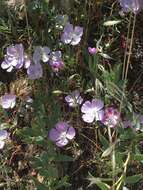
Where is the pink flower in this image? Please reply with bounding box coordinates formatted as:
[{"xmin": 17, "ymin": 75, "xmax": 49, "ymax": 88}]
[
  {"xmin": 102, "ymin": 107, "xmax": 120, "ymax": 128},
  {"xmin": 88, "ymin": 47, "xmax": 97, "ymax": 55}
]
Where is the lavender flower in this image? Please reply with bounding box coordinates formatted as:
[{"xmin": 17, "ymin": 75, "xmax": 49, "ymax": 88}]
[
  {"xmin": 65, "ymin": 90, "xmax": 83, "ymax": 107},
  {"xmin": 0, "ymin": 130, "xmax": 8, "ymax": 149},
  {"xmin": 27, "ymin": 63, "xmax": 43, "ymax": 80},
  {"xmin": 119, "ymin": 0, "xmax": 143, "ymax": 14},
  {"xmin": 49, "ymin": 121, "xmax": 75, "ymax": 147},
  {"xmin": 32, "ymin": 47, "xmax": 63, "ymax": 72},
  {"xmin": 0, "ymin": 94, "xmax": 16, "ymax": 109},
  {"xmin": 33, "ymin": 46, "xmax": 51, "ymax": 63},
  {"xmin": 49, "ymin": 51, "xmax": 64, "ymax": 72},
  {"xmin": 61, "ymin": 22, "xmax": 83, "ymax": 45},
  {"xmin": 88, "ymin": 47, "xmax": 97, "ymax": 55},
  {"xmin": 81, "ymin": 99, "xmax": 104, "ymax": 123},
  {"xmin": 1, "ymin": 44, "xmax": 25, "ymax": 72},
  {"xmin": 102, "ymin": 107, "xmax": 120, "ymax": 128}
]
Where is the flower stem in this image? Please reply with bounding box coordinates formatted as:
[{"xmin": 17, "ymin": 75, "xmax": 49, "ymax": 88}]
[{"xmin": 108, "ymin": 127, "xmax": 116, "ymax": 190}]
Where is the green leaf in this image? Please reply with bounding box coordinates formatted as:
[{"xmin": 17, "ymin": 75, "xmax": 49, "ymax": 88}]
[
  {"xmin": 120, "ymin": 129, "xmax": 136, "ymax": 140},
  {"xmin": 99, "ymin": 53, "xmax": 112, "ymax": 59},
  {"xmin": 103, "ymin": 20, "xmax": 121, "ymax": 26},
  {"xmin": 39, "ymin": 166, "xmax": 58, "ymax": 178},
  {"xmin": 101, "ymin": 144, "xmax": 114, "ymax": 158},
  {"xmin": 55, "ymin": 154, "xmax": 73, "ymax": 162},
  {"xmin": 54, "ymin": 176, "xmax": 70, "ymax": 190},
  {"xmin": 115, "ymin": 152, "xmax": 123, "ymax": 168},
  {"xmin": 31, "ymin": 177, "xmax": 48, "ymax": 190},
  {"xmin": 99, "ymin": 132, "xmax": 109, "ymax": 150},
  {"xmin": 134, "ymin": 154, "xmax": 143, "ymax": 162},
  {"xmin": 88, "ymin": 174, "xmax": 110, "ymax": 190},
  {"xmin": 125, "ymin": 174, "xmax": 143, "ymax": 184}
]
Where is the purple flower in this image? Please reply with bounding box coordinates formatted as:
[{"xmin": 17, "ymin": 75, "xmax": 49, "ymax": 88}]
[
  {"xmin": 49, "ymin": 121, "xmax": 76, "ymax": 147},
  {"xmin": 65, "ymin": 90, "xmax": 83, "ymax": 107},
  {"xmin": 119, "ymin": 0, "xmax": 143, "ymax": 14},
  {"xmin": 50, "ymin": 60, "xmax": 64, "ymax": 72},
  {"xmin": 81, "ymin": 99, "xmax": 104, "ymax": 123},
  {"xmin": 102, "ymin": 107, "xmax": 120, "ymax": 128},
  {"xmin": 1, "ymin": 44, "xmax": 25, "ymax": 72},
  {"xmin": 0, "ymin": 130, "xmax": 8, "ymax": 149},
  {"xmin": 49, "ymin": 51, "xmax": 64, "ymax": 72},
  {"xmin": 27, "ymin": 63, "xmax": 43, "ymax": 80},
  {"xmin": 33, "ymin": 46, "xmax": 51, "ymax": 63},
  {"xmin": 88, "ymin": 47, "xmax": 97, "ymax": 55},
  {"xmin": 0, "ymin": 94, "xmax": 16, "ymax": 109},
  {"xmin": 61, "ymin": 22, "xmax": 83, "ymax": 45}
]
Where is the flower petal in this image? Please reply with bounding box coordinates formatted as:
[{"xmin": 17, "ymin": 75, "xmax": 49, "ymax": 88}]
[
  {"xmin": 65, "ymin": 95, "xmax": 73, "ymax": 103},
  {"xmin": 1, "ymin": 61, "xmax": 11, "ymax": 69},
  {"xmin": 77, "ymin": 96, "xmax": 83, "ymax": 105},
  {"xmin": 81, "ymin": 101, "xmax": 92, "ymax": 113},
  {"xmin": 56, "ymin": 138, "xmax": 69, "ymax": 147},
  {"xmin": 82, "ymin": 113, "xmax": 95, "ymax": 123},
  {"xmin": 71, "ymin": 37, "xmax": 81, "ymax": 46},
  {"xmin": 96, "ymin": 110, "xmax": 104, "ymax": 121},
  {"xmin": 0, "ymin": 130, "xmax": 8, "ymax": 141},
  {"xmin": 63, "ymin": 23, "xmax": 73, "ymax": 33},
  {"xmin": 41, "ymin": 46, "xmax": 50, "ymax": 62},
  {"xmin": 49, "ymin": 128, "xmax": 60, "ymax": 142},
  {"xmin": 66, "ymin": 127, "xmax": 76, "ymax": 140},
  {"xmin": 55, "ymin": 121, "xmax": 69, "ymax": 132},
  {"xmin": 0, "ymin": 141, "xmax": 5, "ymax": 149},
  {"xmin": 6, "ymin": 66, "xmax": 13, "ymax": 72},
  {"xmin": 92, "ymin": 99, "xmax": 104, "ymax": 111},
  {"xmin": 74, "ymin": 26, "xmax": 83, "ymax": 37},
  {"xmin": 1, "ymin": 94, "xmax": 16, "ymax": 109},
  {"xmin": 33, "ymin": 46, "xmax": 42, "ymax": 63}
]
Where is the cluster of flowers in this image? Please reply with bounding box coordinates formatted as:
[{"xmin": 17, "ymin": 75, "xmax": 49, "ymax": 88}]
[
  {"xmin": 0, "ymin": 3, "xmax": 143, "ymax": 148},
  {"xmin": 1, "ymin": 22, "xmax": 83, "ymax": 79},
  {"xmin": 49, "ymin": 90, "xmax": 143, "ymax": 147},
  {"xmin": 64, "ymin": 90, "xmax": 120, "ymax": 126},
  {"xmin": 0, "ymin": 21, "xmax": 84, "ymax": 148}
]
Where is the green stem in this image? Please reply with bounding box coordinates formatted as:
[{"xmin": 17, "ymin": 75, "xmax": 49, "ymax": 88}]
[
  {"xmin": 120, "ymin": 14, "xmax": 136, "ymax": 112},
  {"xmin": 108, "ymin": 127, "xmax": 116, "ymax": 190}
]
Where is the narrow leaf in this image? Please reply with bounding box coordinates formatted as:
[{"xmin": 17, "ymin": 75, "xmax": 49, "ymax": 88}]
[{"xmin": 103, "ymin": 20, "xmax": 121, "ymax": 26}]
